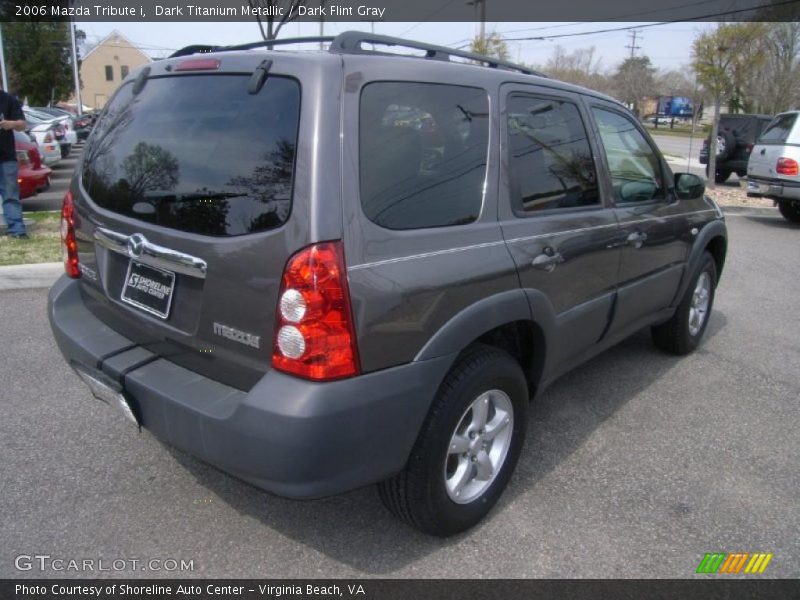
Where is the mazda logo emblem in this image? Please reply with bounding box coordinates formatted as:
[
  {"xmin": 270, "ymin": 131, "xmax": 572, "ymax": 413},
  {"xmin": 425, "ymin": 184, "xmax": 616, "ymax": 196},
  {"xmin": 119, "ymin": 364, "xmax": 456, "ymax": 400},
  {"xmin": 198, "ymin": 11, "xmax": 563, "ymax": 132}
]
[{"xmin": 127, "ymin": 233, "xmax": 146, "ymax": 258}]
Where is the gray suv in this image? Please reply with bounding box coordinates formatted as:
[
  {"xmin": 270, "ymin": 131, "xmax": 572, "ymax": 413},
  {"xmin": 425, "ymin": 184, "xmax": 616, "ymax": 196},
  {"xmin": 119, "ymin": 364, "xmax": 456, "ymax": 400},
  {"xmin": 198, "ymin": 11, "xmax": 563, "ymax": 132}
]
[{"xmin": 48, "ymin": 32, "xmax": 728, "ymax": 536}]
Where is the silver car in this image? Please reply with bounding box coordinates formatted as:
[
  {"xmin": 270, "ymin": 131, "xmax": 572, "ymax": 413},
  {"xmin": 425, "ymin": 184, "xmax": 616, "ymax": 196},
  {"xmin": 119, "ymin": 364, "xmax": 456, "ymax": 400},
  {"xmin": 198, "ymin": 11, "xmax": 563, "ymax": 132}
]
[{"xmin": 747, "ymin": 111, "xmax": 800, "ymax": 223}]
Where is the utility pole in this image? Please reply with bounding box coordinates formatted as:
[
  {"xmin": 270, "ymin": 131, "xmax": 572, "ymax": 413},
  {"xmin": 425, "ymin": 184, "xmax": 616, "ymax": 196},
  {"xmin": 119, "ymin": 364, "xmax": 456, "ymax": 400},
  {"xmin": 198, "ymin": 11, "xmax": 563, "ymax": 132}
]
[
  {"xmin": 0, "ymin": 24, "xmax": 8, "ymax": 92},
  {"xmin": 467, "ymin": 0, "xmax": 486, "ymax": 46},
  {"xmin": 319, "ymin": 0, "xmax": 325, "ymax": 50},
  {"xmin": 625, "ymin": 30, "xmax": 641, "ymax": 59},
  {"xmin": 70, "ymin": 23, "xmax": 83, "ymax": 115}
]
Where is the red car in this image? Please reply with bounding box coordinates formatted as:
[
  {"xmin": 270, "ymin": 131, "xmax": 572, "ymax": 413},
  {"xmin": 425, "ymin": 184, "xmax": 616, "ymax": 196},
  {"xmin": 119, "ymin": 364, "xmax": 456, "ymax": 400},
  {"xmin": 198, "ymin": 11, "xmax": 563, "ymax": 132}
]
[{"xmin": 16, "ymin": 132, "xmax": 52, "ymax": 199}]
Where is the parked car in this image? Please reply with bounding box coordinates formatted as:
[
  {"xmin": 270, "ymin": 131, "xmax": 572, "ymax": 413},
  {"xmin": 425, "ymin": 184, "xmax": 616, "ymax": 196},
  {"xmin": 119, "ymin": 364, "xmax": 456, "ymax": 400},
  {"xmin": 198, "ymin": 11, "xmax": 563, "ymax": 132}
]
[
  {"xmin": 700, "ymin": 113, "xmax": 773, "ymax": 183},
  {"xmin": 48, "ymin": 32, "xmax": 728, "ymax": 536},
  {"xmin": 23, "ymin": 109, "xmax": 73, "ymax": 157},
  {"xmin": 34, "ymin": 106, "xmax": 92, "ymax": 141},
  {"xmin": 15, "ymin": 131, "xmax": 51, "ymax": 198},
  {"xmin": 746, "ymin": 111, "xmax": 800, "ymax": 223},
  {"xmin": 25, "ymin": 123, "xmax": 61, "ymax": 166}
]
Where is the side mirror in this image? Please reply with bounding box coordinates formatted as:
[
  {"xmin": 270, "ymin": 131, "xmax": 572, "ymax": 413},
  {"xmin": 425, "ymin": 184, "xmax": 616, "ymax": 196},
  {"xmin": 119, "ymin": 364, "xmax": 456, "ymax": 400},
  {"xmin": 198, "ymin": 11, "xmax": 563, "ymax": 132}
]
[{"xmin": 674, "ymin": 172, "xmax": 705, "ymax": 200}]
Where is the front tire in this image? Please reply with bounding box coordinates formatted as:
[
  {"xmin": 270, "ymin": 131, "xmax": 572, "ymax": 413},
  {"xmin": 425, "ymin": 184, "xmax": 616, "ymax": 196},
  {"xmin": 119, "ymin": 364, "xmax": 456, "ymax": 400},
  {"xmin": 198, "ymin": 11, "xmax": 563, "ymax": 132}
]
[
  {"xmin": 778, "ymin": 200, "xmax": 800, "ymax": 223},
  {"xmin": 652, "ymin": 251, "xmax": 717, "ymax": 355},
  {"xmin": 378, "ymin": 345, "xmax": 528, "ymax": 536}
]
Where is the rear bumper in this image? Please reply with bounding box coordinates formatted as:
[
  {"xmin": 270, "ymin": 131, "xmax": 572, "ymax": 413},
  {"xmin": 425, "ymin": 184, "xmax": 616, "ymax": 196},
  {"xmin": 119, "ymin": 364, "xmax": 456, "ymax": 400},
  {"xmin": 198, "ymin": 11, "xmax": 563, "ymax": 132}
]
[
  {"xmin": 747, "ymin": 177, "xmax": 800, "ymax": 201},
  {"xmin": 48, "ymin": 276, "xmax": 453, "ymax": 498}
]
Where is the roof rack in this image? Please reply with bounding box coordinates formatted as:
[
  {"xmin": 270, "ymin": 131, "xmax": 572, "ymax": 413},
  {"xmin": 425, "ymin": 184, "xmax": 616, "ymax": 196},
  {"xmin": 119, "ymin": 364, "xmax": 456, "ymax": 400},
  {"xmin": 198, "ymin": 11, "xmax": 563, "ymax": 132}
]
[
  {"xmin": 329, "ymin": 31, "xmax": 545, "ymax": 77},
  {"xmin": 169, "ymin": 31, "xmax": 546, "ymax": 78}
]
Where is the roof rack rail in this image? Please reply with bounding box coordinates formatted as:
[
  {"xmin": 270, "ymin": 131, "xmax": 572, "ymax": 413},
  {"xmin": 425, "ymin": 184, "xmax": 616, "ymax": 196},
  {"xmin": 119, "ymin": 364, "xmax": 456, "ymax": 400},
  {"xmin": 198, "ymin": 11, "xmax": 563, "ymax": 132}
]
[
  {"xmin": 169, "ymin": 31, "xmax": 546, "ymax": 78},
  {"xmin": 329, "ymin": 31, "xmax": 546, "ymax": 77}
]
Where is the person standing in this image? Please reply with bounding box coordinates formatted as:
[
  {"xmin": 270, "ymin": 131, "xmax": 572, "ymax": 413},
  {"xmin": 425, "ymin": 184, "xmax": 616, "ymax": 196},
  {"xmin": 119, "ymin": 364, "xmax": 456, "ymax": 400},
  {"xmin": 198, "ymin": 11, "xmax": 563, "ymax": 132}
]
[{"xmin": 0, "ymin": 89, "xmax": 29, "ymax": 239}]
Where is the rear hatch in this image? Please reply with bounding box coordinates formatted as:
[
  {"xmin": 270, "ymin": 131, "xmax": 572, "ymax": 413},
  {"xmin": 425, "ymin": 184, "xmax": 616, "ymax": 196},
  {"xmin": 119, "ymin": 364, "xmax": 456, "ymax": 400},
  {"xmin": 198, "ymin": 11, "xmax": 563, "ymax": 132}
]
[
  {"xmin": 748, "ymin": 112, "xmax": 799, "ymax": 180},
  {"xmin": 72, "ymin": 55, "xmax": 309, "ymax": 390}
]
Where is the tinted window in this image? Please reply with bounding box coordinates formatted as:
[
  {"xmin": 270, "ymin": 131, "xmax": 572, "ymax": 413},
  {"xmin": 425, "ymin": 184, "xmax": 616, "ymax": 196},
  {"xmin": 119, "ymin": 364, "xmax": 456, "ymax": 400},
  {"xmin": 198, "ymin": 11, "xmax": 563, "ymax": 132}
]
[
  {"xmin": 359, "ymin": 82, "xmax": 489, "ymax": 230},
  {"xmin": 592, "ymin": 108, "xmax": 665, "ymax": 204},
  {"xmin": 759, "ymin": 113, "xmax": 797, "ymax": 143},
  {"xmin": 82, "ymin": 75, "xmax": 300, "ymax": 236},
  {"xmin": 507, "ymin": 95, "xmax": 599, "ymax": 213}
]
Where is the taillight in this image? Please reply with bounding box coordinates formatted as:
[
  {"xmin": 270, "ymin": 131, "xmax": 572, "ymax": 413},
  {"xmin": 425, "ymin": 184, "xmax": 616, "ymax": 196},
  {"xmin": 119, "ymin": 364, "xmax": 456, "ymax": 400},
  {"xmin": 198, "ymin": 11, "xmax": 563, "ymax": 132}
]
[
  {"xmin": 272, "ymin": 241, "xmax": 359, "ymax": 381},
  {"xmin": 28, "ymin": 148, "xmax": 41, "ymax": 169},
  {"xmin": 776, "ymin": 157, "xmax": 799, "ymax": 176},
  {"xmin": 61, "ymin": 190, "xmax": 80, "ymax": 278}
]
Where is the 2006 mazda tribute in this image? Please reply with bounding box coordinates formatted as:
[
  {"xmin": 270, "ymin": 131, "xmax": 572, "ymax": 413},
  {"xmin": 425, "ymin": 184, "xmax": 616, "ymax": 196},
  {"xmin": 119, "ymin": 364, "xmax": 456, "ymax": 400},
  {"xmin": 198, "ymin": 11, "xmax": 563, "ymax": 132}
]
[{"xmin": 49, "ymin": 32, "xmax": 727, "ymax": 536}]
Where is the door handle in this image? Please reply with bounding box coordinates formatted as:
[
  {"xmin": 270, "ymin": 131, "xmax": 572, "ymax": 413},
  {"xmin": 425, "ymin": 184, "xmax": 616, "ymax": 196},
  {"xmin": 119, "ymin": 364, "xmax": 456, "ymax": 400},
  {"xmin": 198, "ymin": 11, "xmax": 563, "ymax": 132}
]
[
  {"xmin": 626, "ymin": 231, "xmax": 648, "ymax": 249},
  {"xmin": 531, "ymin": 248, "xmax": 563, "ymax": 272}
]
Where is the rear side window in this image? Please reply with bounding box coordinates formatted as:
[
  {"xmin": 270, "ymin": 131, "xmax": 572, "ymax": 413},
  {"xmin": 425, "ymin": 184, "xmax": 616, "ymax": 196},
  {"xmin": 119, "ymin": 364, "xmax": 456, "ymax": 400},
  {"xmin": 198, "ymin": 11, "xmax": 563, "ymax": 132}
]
[
  {"xmin": 507, "ymin": 94, "xmax": 599, "ymax": 213},
  {"xmin": 82, "ymin": 74, "xmax": 300, "ymax": 236},
  {"xmin": 359, "ymin": 82, "xmax": 489, "ymax": 230},
  {"xmin": 759, "ymin": 113, "xmax": 797, "ymax": 144}
]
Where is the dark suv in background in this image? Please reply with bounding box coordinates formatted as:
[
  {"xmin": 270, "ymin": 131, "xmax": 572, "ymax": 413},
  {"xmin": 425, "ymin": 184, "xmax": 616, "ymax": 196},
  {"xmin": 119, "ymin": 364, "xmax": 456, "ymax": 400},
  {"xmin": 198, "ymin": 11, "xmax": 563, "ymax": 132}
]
[
  {"xmin": 700, "ymin": 113, "xmax": 773, "ymax": 183},
  {"xmin": 49, "ymin": 32, "xmax": 728, "ymax": 536}
]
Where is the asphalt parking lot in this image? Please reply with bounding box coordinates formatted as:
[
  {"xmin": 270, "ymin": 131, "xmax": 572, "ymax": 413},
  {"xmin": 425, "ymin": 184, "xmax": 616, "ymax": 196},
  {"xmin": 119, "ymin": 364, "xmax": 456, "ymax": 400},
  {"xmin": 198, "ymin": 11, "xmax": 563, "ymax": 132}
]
[{"xmin": 1, "ymin": 211, "xmax": 798, "ymax": 579}]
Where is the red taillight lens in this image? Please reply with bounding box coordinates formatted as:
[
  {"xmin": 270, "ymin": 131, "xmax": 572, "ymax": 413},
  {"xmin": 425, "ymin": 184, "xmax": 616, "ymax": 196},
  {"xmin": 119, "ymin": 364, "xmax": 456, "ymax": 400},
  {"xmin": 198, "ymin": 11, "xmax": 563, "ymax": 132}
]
[
  {"xmin": 28, "ymin": 148, "xmax": 41, "ymax": 169},
  {"xmin": 61, "ymin": 190, "xmax": 80, "ymax": 278},
  {"xmin": 776, "ymin": 157, "xmax": 799, "ymax": 176},
  {"xmin": 272, "ymin": 241, "xmax": 359, "ymax": 381}
]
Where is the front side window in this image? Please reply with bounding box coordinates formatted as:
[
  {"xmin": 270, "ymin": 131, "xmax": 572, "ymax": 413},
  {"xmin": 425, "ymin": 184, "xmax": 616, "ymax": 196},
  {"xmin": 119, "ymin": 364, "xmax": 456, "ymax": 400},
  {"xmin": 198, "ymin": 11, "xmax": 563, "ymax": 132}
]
[
  {"xmin": 759, "ymin": 113, "xmax": 797, "ymax": 144},
  {"xmin": 82, "ymin": 74, "xmax": 300, "ymax": 236},
  {"xmin": 507, "ymin": 94, "xmax": 599, "ymax": 213},
  {"xmin": 359, "ymin": 82, "xmax": 489, "ymax": 230},
  {"xmin": 592, "ymin": 108, "xmax": 665, "ymax": 204}
]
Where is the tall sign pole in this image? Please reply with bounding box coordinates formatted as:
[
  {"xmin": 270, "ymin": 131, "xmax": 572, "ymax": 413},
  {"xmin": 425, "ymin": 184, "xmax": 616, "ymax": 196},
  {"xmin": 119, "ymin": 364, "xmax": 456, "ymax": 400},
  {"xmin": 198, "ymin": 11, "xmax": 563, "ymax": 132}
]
[
  {"xmin": 0, "ymin": 24, "xmax": 9, "ymax": 91},
  {"xmin": 70, "ymin": 23, "xmax": 83, "ymax": 114}
]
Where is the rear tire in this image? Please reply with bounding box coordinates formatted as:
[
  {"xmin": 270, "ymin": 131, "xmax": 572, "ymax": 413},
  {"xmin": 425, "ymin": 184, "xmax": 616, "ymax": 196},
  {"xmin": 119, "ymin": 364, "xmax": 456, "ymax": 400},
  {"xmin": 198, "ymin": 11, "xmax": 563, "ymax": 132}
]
[
  {"xmin": 378, "ymin": 345, "xmax": 528, "ymax": 536},
  {"xmin": 652, "ymin": 251, "xmax": 717, "ymax": 355},
  {"xmin": 778, "ymin": 200, "xmax": 800, "ymax": 223},
  {"xmin": 714, "ymin": 170, "xmax": 731, "ymax": 184}
]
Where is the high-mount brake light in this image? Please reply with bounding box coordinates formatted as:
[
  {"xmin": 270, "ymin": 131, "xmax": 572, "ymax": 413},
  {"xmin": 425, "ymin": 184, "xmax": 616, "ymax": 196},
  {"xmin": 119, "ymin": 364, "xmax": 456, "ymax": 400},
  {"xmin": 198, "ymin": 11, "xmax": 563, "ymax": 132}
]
[
  {"xmin": 175, "ymin": 58, "xmax": 221, "ymax": 72},
  {"xmin": 272, "ymin": 241, "xmax": 360, "ymax": 381}
]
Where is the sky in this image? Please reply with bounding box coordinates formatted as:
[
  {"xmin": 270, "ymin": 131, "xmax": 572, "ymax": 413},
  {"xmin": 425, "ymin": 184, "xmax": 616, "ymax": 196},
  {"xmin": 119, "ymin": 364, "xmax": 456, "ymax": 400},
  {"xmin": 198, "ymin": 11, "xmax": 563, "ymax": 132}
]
[{"xmin": 78, "ymin": 21, "xmax": 718, "ymax": 73}]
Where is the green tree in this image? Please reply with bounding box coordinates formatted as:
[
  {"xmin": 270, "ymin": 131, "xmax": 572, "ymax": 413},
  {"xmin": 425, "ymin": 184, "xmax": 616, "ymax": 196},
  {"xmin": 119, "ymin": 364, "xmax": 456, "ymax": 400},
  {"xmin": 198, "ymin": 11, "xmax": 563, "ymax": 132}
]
[
  {"xmin": 613, "ymin": 56, "xmax": 657, "ymax": 117},
  {"xmin": 470, "ymin": 31, "xmax": 510, "ymax": 61},
  {"xmin": 3, "ymin": 22, "xmax": 81, "ymax": 105},
  {"xmin": 692, "ymin": 23, "xmax": 766, "ymax": 187}
]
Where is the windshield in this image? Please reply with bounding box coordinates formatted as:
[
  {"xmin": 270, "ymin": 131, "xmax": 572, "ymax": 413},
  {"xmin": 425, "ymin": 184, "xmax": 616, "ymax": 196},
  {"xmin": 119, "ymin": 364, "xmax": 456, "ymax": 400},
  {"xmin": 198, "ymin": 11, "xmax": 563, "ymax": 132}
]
[{"xmin": 82, "ymin": 74, "xmax": 301, "ymax": 236}]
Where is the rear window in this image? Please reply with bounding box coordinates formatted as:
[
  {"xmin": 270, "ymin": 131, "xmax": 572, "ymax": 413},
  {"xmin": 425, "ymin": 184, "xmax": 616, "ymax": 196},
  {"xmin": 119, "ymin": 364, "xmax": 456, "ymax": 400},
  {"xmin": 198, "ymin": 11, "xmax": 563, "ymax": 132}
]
[
  {"xmin": 359, "ymin": 82, "xmax": 489, "ymax": 230},
  {"xmin": 758, "ymin": 113, "xmax": 797, "ymax": 144},
  {"xmin": 82, "ymin": 74, "xmax": 300, "ymax": 236}
]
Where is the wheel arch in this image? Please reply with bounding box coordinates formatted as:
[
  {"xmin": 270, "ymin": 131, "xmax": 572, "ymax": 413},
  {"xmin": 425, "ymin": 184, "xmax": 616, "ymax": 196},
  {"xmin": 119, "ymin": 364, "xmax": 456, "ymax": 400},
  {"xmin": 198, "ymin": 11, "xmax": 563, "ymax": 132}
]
[
  {"xmin": 674, "ymin": 219, "xmax": 728, "ymax": 304},
  {"xmin": 415, "ymin": 288, "xmax": 555, "ymax": 396}
]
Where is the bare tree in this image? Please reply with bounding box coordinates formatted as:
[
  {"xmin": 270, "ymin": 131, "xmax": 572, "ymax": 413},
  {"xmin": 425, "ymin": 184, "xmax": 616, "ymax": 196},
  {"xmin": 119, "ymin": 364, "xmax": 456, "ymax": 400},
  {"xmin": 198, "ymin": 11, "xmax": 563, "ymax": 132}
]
[
  {"xmin": 537, "ymin": 45, "xmax": 612, "ymax": 94},
  {"xmin": 613, "ymin": 56, "xmax": 657, "ymax": 116},
  {"xmin": 745, "ymin": 23, "xmax": 800, "ymax": 114}
]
